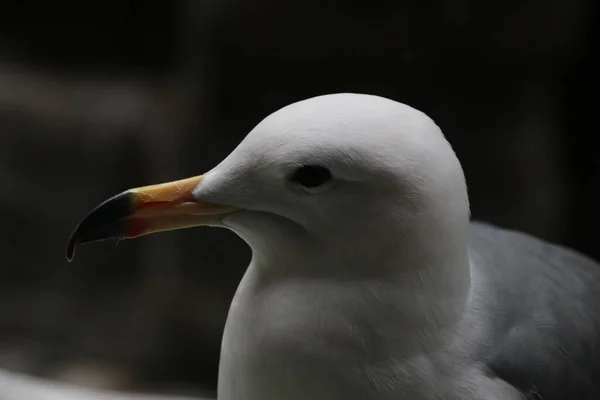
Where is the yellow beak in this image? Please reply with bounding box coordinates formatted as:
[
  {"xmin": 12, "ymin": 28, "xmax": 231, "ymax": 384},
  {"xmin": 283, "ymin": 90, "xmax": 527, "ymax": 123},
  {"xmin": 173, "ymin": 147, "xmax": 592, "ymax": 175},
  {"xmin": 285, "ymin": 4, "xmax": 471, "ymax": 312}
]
[{"xmin": 66, "ymin": 175, "xmax": 237, "ymax": 262}]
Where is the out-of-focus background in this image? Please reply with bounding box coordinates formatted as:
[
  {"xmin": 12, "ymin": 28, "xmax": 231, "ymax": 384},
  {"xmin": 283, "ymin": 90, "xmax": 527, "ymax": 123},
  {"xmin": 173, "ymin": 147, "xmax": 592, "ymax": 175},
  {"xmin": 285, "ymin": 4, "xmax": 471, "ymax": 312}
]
[{"xmin": 0, "ymin": 0, "xmax": 598, "ymax": 397}]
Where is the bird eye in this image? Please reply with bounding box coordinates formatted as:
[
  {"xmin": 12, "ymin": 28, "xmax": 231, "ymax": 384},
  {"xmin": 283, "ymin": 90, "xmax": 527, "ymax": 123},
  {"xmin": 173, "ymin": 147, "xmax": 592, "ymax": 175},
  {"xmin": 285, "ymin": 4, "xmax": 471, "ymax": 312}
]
[{"xmin": 288, "ymin": 165, "xmax": 332, "ymax": 188}]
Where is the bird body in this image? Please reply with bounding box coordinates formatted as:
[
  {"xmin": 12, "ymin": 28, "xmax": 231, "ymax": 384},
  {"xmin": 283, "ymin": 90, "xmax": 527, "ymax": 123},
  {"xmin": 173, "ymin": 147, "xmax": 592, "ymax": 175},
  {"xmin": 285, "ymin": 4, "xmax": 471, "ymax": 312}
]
[
  {"xmin": 466, "ymin": 223, "xmax": 600, "ymax": 399},
  {"xmin": 218, "ymin": 221, "xmax": 600, "ymax": 400}
]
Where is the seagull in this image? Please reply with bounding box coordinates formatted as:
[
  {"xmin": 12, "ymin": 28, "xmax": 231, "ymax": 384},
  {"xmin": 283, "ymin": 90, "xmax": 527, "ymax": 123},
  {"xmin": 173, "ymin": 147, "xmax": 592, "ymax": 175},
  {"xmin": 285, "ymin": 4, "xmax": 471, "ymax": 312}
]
[{"xmin": 67, "ymin": 93, "xmax": 600, "ymax": 400}]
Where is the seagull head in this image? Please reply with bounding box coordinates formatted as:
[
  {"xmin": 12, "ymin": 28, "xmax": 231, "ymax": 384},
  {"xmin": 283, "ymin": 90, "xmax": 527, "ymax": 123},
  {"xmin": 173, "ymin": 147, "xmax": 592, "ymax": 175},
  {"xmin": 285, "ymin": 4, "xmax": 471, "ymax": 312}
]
[{"xmin": 68, "ymin": 93, "xmax": 470, "ymax": 279}]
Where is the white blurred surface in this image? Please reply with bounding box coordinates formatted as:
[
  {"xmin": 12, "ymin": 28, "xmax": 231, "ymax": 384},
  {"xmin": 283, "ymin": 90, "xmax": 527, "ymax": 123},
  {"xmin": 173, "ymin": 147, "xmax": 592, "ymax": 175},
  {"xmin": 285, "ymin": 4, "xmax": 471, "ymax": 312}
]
[{"xmin": 0, "ymin": 369, "xmax": 210, "ymax": 400}]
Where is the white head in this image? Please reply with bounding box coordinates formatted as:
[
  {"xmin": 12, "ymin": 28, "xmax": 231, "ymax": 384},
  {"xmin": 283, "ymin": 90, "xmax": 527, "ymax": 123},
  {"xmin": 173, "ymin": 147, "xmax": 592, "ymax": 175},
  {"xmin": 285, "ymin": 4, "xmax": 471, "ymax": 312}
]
[{"xmin": 195, "ymin": 93, "xmax": 470, "ymax": 279}]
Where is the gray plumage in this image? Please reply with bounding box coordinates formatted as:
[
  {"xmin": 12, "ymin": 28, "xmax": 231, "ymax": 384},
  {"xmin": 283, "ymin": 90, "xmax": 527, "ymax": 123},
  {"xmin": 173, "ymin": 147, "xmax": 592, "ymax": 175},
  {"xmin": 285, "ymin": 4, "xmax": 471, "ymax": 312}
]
[{"xmin": 468, "ymin": 222, "xmax": 600, "ymax": 399}]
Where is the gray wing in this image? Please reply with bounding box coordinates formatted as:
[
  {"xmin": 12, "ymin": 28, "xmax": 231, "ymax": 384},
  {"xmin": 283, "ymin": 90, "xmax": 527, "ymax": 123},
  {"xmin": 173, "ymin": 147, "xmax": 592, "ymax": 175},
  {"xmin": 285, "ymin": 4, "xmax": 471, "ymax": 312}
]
[
  {"xmin": 468, "ymin": 222, "xmax": 600, "ymax": 399},
  {"xmin": 0, "ymin": 369, "xmax": 213, "ymax": 400}
]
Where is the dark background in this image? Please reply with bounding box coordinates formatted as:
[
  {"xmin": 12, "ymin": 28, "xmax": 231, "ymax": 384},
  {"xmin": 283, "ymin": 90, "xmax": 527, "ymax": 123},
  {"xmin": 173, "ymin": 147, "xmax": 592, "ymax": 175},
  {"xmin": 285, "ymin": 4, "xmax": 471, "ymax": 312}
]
[{"xmin": 0, "ymin": 0, "xmax": 598, "ymax": 397}]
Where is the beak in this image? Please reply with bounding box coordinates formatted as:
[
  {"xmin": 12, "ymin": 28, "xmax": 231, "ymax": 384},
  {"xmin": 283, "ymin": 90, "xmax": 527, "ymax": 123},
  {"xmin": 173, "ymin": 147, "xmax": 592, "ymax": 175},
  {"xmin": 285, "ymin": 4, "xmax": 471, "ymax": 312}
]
[{"xmin": 66, "ymin": 175, "xmax": 237, "ymax": 262}]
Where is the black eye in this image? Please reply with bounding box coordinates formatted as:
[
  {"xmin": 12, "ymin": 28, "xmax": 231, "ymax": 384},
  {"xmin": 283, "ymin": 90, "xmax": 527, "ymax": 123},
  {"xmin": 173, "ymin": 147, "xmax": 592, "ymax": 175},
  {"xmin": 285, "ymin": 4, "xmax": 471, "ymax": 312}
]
[{"xmin": 288, "ymin": 165, "xmax": 332, "ymax": 188}]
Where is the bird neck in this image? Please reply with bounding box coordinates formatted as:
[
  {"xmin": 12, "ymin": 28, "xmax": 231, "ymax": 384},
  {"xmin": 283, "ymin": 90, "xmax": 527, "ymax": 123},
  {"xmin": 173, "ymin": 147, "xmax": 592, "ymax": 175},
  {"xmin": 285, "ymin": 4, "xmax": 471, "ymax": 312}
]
[{"xmin": 246, "ymin": 242, "xmax": 472, "ymax": 359}]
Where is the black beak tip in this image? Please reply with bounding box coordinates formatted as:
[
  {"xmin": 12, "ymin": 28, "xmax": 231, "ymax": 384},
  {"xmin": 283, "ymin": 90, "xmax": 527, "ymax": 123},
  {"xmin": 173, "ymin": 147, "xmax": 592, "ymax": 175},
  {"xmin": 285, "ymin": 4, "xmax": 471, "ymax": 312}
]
[
  {"xmin": 65, "ymin": 191, "xmax": 134, "ymax": 262},
  {"xmin": 66, "ymin": 227, "xmax": 81, "ymax": 262}
]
